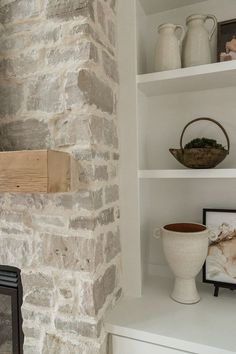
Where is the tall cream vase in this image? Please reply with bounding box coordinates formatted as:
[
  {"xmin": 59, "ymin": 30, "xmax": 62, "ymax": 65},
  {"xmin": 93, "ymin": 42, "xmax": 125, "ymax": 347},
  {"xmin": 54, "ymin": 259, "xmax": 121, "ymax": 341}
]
[
  {"xmin": 183, "ymin": 14, "xmax": 217, "ymax": 67},
  {"xmin": 155, "ymin": 23, "xmax": 185, "ymax": 72},
  {"xmin": 154, "ymin": 223, "xmax": 217, "ymax": 304}
]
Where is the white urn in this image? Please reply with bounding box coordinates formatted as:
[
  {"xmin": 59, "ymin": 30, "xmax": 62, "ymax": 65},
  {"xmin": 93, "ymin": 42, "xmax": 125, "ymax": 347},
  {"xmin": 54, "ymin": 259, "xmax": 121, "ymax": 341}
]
[{"xmin": 154, "ymin": 223, "xmax": 216, "ymax": 304}]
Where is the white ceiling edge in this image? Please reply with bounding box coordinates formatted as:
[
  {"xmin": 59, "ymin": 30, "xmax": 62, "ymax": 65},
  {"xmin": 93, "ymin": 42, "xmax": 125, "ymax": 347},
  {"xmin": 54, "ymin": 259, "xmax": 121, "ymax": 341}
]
[{"xmin": 138, "ymin": 0, "xmax": 208, "ymax": 16}]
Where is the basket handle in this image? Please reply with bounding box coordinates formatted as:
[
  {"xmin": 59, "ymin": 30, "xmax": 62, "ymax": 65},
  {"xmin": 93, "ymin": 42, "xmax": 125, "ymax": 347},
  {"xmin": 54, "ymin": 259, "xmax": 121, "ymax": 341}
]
[{"xmin": 180, "ymin": 117, "xmax": 230, "ymax": 152}]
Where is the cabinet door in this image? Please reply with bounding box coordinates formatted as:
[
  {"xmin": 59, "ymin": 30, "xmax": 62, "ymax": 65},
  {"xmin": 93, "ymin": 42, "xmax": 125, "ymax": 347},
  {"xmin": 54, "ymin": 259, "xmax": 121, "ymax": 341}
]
[{"xmin": 110, "ymin": 335, "xmax": 190, "ymax": 354}]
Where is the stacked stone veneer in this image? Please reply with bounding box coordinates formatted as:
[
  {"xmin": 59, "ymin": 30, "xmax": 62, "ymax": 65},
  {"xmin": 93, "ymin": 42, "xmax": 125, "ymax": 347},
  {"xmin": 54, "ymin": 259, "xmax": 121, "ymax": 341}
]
[{"xmin": 0, "ymin": 0, "xmax": 121, "ymax": 353}]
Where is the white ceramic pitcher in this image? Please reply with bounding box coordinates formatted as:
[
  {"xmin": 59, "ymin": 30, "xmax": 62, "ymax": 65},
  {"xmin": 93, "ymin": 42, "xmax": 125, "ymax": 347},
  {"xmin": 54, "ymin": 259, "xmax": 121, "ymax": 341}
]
[
  {"xmin": 155, "ymin": 23, "xmax": 185, "ymax": 72},
  {"xmin": 183, "ymin": 14, "xmax": 217, "ymax": 67}
]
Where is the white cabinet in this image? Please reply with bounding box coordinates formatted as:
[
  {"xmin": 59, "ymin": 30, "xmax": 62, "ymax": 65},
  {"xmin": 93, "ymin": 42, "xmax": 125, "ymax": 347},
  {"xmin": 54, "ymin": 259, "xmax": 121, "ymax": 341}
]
[{"xmin": 110, "ymin": 336, "xmax": 189, "ymax": 354}]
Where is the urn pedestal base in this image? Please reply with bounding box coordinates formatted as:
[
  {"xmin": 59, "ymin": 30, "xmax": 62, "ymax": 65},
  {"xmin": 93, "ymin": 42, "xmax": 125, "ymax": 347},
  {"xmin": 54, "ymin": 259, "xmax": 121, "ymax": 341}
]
[{"xmin": 171, "ymin": 277, "xmax": 200, "ymax": 304}]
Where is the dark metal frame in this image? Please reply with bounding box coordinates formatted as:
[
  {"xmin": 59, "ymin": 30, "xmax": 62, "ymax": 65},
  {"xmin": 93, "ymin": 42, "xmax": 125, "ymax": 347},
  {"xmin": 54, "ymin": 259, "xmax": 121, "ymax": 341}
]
[
  {"xmin": 217, "ymin": 18, "xmax": 236, "ymax": 62},
  {"xmin": 202, "ymin": 209, "xmax": 236, "ymax": 297},
  {"xmin": 0, "ymin": 265, "xmax": 23, "ymax": 354}
]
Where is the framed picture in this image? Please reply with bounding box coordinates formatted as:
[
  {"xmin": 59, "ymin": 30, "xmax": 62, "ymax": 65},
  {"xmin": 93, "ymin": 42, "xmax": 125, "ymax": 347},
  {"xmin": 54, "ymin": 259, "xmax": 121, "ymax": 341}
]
[
  {"xmin": 217, "ymin": 19, "xmax": 236, "ymax": 62},
  {"xmin": 203, "ymin": 209, "xmax": 236, "ymax": 295}
]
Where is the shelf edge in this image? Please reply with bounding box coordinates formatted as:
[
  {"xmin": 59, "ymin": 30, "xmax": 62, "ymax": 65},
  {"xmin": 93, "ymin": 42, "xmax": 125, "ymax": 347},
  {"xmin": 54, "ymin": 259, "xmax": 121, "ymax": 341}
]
[{"xmin": 138, "ymin": 169, "xmax": 236, "ymax": 179}]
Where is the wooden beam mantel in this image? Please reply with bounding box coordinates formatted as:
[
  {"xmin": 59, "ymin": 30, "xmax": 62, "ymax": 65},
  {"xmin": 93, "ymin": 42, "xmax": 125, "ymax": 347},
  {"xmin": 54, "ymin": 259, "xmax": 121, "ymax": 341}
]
[{"xmin": 0, "ymin": 150, "xmax": 71, "ymax": 193}]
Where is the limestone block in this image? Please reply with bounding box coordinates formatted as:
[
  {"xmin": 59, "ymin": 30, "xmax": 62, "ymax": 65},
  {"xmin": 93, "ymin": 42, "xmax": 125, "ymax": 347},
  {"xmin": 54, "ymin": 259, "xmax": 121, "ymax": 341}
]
[
  {"xmin": 55, "ymin": 316, "xmax": 101, "ymax": 338},
  {"xmin": 79, "ymin": 281, "xmax": 95, "ymax": 316},
  {"xmin": 27, "ymin": 74, "xmax": 62, "ymax": 113},
  {"xmin": 95, "ymin": 233, "xmax": 104, "ymax": 268},
  {"xmin": 65, "ymin": 69, "xmax": 114, "ymax": 113},
  {"xmin": 110, "ymin": 0, "xmax": 116, "ymax": 13},
  {"xmin": 0, "ymin": 119, "xmax": 50, "ymax": 150},
  {"xmin": 54, "ymin": 194, "xmax": 74, "ymax": 209},
  {"xmin": 105, "ymin": 184, "xmax": 119, "ymax": 204},
  {"xmin": 97, "ymin": 1, "xmax": 106, "ymax": 33},
  {"xmin": 105, "ymin": 228, "xmax": 121, "ymax": 262},
  {"xmin": 108, "ymin": 161, "xmax": 118, "ymax": 179},
  {"xmin": 95, "ymin": 166, "xmax": 109, "ymax": 181},
  {"xmin": 69, "ymin": 216, "xmax": 97, "ymax": 231},
  {"xmin": 46, "ymin": 0, "xmax": 94, "ymax": 21},
  {"xmin": 55, "ymin": 190, "xmax": 103, "ymax": 211},
  {"xmin": 32, "ymin": 214, "xmax": 66, "ymax": 229},
  {"xmin": 0, "ymin": 82, "xmax": 23, "ymax": 116},
  {"xmin": 88, "ymin": 116, "xmax": 118, "ymax": 149},
  {"xmin": 9, "ymin": 193, "xmax": 50, "ymax": 211},
  {"xmin": 42, "ymin": 334, "xmax": 83, "ymax": 354},
  {"xmin": 78, "ymin": 164, "xmax": 108, "ymax": 183},
  {"xmin": 1, "ymin": 49, "xmax": 45, "ymax": 78},
  {"xmin": 22, "ymin": 271, "xmax": 55, "ymax": 306},
  {"xmin": 89, "ymin": 116, "xmax": 104, "ymax": 144},
  {"xmin": 112, "ymin": 152, "xmax": 119, "ymax": 160},
  {"xmin": 103, "ymin": 264, "xmax": 116, "ymax": 297},
  {"xmin": 98, "ymin": 207, "xmax": 114, "ymax": 226},
  {"xmin": 71, "ymin": 22, "xmax": 93, "ymax": 37},
  {"xmin": 0, "ymin": 0, "xmax": 41, "ymax": 24},
  {"xmin": 0, "ymin": 33, "xmax": 29, "ymax": 51},
  {"xmin": 93, "ymin": 264, "xmax": 116, "ymax": 314},
  {"xmin": 0, "ymin": 238, "xmax": 32, "ymax": 268},
  {"xmin": 47, "ymin": 42, "xmax": 98, "ymax": 66},
  {"xmin": 31, "ymin": 26, "xmax": 62, "ymax": 45},
  {"xmin": 54, "ymin": 114, "xmax": 91, "ymax": 147},
  {"xmin": 54, "ymin": 273, "xmax": 77, "ymax": 315},
  {"xmin": 22, "ymin": 326, "xmax": 41, "ymax": 340},
  {"xmin": 25, "ymin": 288, "xmax": 54, "ymax": 307},
  {"xmin": 73, "ymin": 148, "xmax": 110, "ymax": 162},
  {"xmin": 22, "ymin": 271, "xmax": 54, "ymax": 290},
  {"xmin": 103, "ymin": 118, "xmax": 118, "ymax": 148},
  {"xmin": 93, "ymin": 278, "xmax": 105, "ymax": 315},
  {"xmin": 42, "ymin": 235, "xmax": 96, "ymax": 271},
  {"xmin": 22, "ymin": 307, "xmax": 53, "ymax": 327},
  {"xmin": 108, "ymin": 20, "xmax": 116, "ymax": 47},
  {"xmin": 102, "ymin": 50, "xmax": 118, "ymax": 82},
  {"xmin": 24, "ymin": 342, "xmax": 41, "ymax": 354}
]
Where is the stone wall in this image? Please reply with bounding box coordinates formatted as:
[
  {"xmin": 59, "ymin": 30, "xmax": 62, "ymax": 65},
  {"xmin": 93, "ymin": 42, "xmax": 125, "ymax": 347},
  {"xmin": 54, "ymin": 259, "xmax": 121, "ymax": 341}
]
[{"xmin": 0, "ymin": 0, "xmax": 121, "ymax": 353}]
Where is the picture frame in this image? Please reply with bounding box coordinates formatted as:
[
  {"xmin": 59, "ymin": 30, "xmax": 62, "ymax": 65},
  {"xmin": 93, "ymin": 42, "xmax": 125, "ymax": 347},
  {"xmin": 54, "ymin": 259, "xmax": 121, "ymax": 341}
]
[
  {"xmin": 203, "ymin": 209, "xmax": 236, "ymax": 297},
  {"xmin": 217, "ymin": 18, "xmax": 236, "ymax": 62}
]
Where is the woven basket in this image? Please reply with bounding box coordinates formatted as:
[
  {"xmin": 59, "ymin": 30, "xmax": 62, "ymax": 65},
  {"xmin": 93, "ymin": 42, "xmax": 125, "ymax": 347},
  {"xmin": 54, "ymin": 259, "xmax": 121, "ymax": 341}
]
[{"xmin": 169, "ymin": 118, "xmax": 230, "ymax": 169}]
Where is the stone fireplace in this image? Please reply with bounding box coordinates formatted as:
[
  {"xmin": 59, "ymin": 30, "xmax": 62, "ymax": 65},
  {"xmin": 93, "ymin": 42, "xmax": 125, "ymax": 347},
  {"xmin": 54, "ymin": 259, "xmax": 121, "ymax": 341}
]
[{"xmin": 0, "ymin": 0, "xmax": 121, "ymax": 353}]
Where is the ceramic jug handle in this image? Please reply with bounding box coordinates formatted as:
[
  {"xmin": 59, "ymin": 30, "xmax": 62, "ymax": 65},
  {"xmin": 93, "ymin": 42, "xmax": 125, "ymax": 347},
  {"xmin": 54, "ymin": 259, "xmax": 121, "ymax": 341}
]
[
  {"xmin": 208, "ymin": 230, "xmax": 218, "ymax": 242},
  {"xmin": 153, "ymin": 228, "xmax": 161, "ymax": 239},
  {"xmin": 175, "ymin": 25, "xmax": 185, "ymax": 45},
  {"xmin": 206, "ymin": 15, "xmax": 217, "ymax": 40}
]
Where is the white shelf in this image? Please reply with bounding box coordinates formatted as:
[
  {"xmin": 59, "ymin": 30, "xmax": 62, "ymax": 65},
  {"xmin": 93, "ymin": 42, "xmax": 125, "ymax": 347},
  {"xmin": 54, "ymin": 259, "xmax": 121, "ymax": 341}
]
[
  {"xmin": 137, "ymin": 61, "xmax": 236, "ymax": 96},
  {"xmin": 139, "ymin": 0, "xmax": 207, "ymax": 15},
  {"xmin": 139, "ymin": 169, "xmax": 236, "ymax": 179},
  {"xmin": 105, "ymin": 276, "xmax": 236, "ymax": 354}
]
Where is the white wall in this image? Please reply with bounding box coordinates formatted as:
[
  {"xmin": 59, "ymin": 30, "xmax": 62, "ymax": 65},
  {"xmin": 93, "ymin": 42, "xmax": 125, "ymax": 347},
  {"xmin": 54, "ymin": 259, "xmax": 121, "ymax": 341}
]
[{"xmin": 139, "ymin": 87, "xmax": 236, "ymax": 170}]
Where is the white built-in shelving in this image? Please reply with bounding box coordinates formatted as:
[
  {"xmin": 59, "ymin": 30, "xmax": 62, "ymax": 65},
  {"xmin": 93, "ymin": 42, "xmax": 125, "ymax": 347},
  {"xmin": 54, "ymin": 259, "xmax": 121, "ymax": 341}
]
[
  {"xmin": 111, "ymin": 0, "xmax": 236, "ymax": 352},
  {"xmin": 118, "ymin": 0, "xmax": 236, "ymax": 297},
  {"xmin": 137, "ymin": 61, "xmax": 236, "ymax": 96}
]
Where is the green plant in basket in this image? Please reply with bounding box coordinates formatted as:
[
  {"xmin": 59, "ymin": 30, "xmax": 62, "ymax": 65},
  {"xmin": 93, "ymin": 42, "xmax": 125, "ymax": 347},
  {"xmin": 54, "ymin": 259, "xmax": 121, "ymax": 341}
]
[
  {"xmin": 169, "ymin": 118, "xmax": 230, "ymax": 169},
  {"xmin": 184, "ymin": 137, "xmax": 225, "ymax": 150}
]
